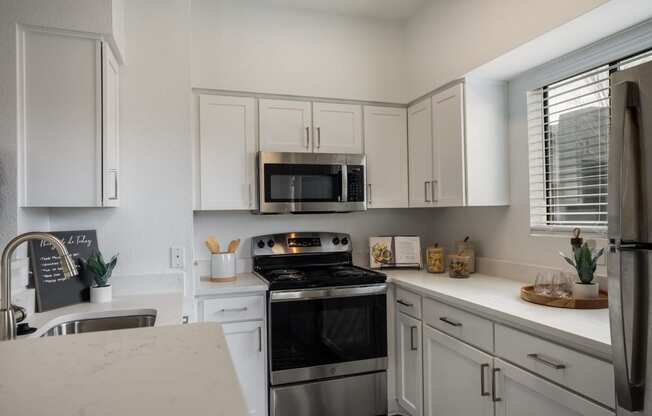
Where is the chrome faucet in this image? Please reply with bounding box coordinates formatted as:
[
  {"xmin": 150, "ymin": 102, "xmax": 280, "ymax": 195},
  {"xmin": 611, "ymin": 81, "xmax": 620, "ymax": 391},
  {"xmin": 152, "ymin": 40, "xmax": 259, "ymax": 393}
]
[{"xmin": 0, "ymin": 232, "xmax": 78, "ymax": 340}]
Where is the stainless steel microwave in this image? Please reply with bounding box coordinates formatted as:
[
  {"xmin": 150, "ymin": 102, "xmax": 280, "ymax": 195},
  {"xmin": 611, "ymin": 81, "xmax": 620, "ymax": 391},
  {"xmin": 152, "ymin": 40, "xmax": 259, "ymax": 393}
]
[{"xmin": 257, "ymin": 152, "xmax": 366, "ymax": 214}]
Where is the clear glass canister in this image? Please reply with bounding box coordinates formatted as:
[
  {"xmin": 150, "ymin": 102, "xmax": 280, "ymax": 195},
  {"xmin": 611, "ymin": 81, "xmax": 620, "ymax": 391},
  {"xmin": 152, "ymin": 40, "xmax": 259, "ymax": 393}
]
[
  {"xmin": 448, "ymin": 254, "xmax": 471, "ymax": 278},
  {"xmin": 426, "ymin": 245, "xmax": 445, "ymax": 273},
  {"xmin": 455, "ymin": 241, "xmax": 475, "ymax": 273}
]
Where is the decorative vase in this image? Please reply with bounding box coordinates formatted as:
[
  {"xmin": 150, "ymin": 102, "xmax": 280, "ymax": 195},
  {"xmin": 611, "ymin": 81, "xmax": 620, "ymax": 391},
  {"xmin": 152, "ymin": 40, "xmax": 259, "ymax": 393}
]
[
  {"xmin": 572, "ymin": 281, "xmax": 599, "ymax": 299},
  {"xmin": 90, "ymin": 284, "xmax": 112, "ymax": 303}
]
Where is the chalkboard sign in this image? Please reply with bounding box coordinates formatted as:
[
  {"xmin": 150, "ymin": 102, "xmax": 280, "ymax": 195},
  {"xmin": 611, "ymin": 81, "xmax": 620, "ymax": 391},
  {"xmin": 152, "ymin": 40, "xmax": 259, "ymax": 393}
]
[{"xmin": 29, "ymin": 230, "xmax": 98, "ymax": 312}]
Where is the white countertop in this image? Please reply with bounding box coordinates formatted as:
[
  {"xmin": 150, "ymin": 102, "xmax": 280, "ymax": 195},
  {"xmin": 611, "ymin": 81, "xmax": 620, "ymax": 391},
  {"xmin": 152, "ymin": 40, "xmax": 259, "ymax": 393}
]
[
  {"xmin": 386, "ymin": 269, "xmax": 611, "ymax": 360},
  {"xmin": 0, "ymin": 322, "xmax": 248, "ymax": 416},
  {"xmin": 195, "ymin": 272, "xmax": 268, "ymax": 297}
]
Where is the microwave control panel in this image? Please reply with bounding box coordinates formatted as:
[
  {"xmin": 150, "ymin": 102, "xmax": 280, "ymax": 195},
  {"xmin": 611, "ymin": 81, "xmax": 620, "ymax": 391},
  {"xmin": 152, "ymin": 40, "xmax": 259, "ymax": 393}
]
[{"xmin": 347, "ymin": 165, "xmax": 365, "ymax": 202}]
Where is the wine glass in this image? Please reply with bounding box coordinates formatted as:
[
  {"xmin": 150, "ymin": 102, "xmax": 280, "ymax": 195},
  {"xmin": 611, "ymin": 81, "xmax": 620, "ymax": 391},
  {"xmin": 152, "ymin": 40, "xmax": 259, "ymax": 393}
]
[{"xmin": 534, "ymin": 272, "xmax": 551, "ymax": 295}]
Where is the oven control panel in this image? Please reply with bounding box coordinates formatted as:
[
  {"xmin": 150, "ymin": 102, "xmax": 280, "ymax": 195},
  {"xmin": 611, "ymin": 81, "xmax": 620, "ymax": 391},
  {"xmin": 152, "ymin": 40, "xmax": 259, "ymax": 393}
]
[{"xmin": 252, "ymin": 232, "xmax": 352, "ymax": 256}]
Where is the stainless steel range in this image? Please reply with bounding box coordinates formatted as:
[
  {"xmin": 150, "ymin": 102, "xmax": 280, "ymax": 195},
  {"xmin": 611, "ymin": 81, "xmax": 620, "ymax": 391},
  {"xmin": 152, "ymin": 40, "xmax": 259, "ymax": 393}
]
[{"xmin": 252, "ymin": 232, "xmax": 388, "ymax": 416}]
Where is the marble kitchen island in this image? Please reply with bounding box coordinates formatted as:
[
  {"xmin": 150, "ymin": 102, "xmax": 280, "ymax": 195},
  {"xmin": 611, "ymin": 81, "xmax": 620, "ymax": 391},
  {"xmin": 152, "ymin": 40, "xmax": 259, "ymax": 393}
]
[{"xmin": 0, "ymin": 323, "xmax": 248, "ymax": 416}]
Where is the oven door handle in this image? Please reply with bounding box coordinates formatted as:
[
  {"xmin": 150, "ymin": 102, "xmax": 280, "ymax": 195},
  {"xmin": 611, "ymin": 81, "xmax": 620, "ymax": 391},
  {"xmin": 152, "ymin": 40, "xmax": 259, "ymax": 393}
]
[{"xmin": 270, "ymin": 284, "xmax": 387, "ymax": 302}]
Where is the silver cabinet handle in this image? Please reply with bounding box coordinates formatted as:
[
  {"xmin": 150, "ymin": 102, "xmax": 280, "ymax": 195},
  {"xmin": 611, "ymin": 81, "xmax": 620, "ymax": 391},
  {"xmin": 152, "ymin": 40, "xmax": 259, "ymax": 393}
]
[
  {"xmin": 367, "ymin": 184, "xmax": 372, "ymax": 205},
  {"xmin": 258, "ymin": 326, "xmax": 262, "ymax": 352},
  {"xmin": 108, "ymin": 170, "xmax": 119, "ymax": 200},
  {"xmin": 480, "ymin": 363, "xmax": 490, "ymax": 397},
  {"xmin": 317, "ymin": 126, "xmax": 321, "ymax": 149},
  {"xmin": 527, "ymin": 353, "xmax": 566, "ymax": 370},
  {"xmin": 248, "ymin": 183, "xmax": 253, "ymax": 208},
  {"xmin": 217, "ymin": 307, "xmax": 248, "ymax": 313},
  {"xmin": 424, "ymin": 181, "xmax": 431, "ymax": 202},
  {"xmin": 432, "ymin": 180, "xmax": 438, "ymax": 202},
  {"xmin": 439, "ymin": 316, "xmax": 462, "ymax": 327},
  {"xmin": 410, "ymin": 325, "xmax": 418, "ymax": 351},
  {"xmin": 397, "ymin": 299, "xmax": 413, "ymax": 307},
  {"xmin": 305, "ymin": 126, "xmax": 310, "ymax": 148},
  {"xmin": 492, "ymin": 368, "xmax": 502, "ymax": 402}
]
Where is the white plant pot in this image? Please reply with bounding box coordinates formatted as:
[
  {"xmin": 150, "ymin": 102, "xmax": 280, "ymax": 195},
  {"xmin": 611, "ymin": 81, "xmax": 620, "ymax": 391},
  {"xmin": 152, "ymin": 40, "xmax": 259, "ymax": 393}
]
[
  {"xmin": 90, "ymin": 284, "xmax": 112, "ymax": 303},
  {"xmin": 572, "ymin": 281, "xmax": 599, "ymax": 299}
]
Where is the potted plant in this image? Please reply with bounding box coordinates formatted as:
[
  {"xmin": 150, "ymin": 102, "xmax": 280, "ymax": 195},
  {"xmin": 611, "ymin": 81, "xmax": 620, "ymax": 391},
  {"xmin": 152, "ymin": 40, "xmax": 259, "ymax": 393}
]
[
  {"xmin": 86, "ymin": 251, "xmax": 118, "ymax": 303},
  {"xmin": 560, "ymin": 243, "xmax": 604, "ymax": 298}
]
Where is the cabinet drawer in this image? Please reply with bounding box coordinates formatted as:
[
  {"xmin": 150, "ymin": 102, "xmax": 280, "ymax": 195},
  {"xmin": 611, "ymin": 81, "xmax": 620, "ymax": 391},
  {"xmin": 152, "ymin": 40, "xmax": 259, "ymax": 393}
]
[
  {"xmin": 202, "ymin": 295, "xmax": 265, "ymax": 323},
  {"xmin": 422, "ymin": 297, "xmax": 493, "ymax": 352},
  {"xmin": 495, "ymin": 324, "xmax": 615, "ymax": 408},
  {"xmin": 396, "ymin": 288, "xmax": 422, "ymax": 319}
]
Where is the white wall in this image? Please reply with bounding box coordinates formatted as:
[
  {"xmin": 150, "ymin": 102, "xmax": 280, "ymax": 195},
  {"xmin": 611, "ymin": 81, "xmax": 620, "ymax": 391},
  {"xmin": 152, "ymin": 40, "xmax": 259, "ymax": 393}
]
[
  {"xmin": 404, "ymin": 0, "xmax": 609, "ymax": 100},
  {"xmin": 191, "ymin": 0, "xmax": 407, "ymax": 103},
  {"xmin": 46, "ymin": 0, "xmax": 194, "ymax": 284},
  {"xmin": 429, "ymin": 19, "xmax": 652, "ymax": 274},
  {"xmin": 194, "ymin": 209, "xmax": 436, "ymax": 271}
]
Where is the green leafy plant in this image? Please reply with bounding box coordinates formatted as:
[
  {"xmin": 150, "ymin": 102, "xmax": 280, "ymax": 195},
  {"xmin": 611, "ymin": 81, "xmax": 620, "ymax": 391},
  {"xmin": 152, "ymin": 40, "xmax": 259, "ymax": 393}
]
[
  {"xmin": 86, "ymin": 251, "xmax": 118, "ymax": 287},
  {"xmin": 559, "ymin": 243, "xmax": 604, "ymax": 284}
]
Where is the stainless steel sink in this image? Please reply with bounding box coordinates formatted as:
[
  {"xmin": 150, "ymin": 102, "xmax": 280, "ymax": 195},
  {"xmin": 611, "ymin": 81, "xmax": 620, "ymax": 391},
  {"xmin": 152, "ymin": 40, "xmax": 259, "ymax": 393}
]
[{"xmin": 41, "ymin": 314, "xmax": 156, "ymax": 337}]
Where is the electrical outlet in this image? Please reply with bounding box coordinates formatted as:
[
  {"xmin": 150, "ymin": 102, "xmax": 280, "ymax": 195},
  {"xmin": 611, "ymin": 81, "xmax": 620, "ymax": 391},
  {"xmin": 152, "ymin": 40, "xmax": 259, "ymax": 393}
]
[{"xmin": 170, "ymin": 246, "xmax": 185, "ymax": 269}]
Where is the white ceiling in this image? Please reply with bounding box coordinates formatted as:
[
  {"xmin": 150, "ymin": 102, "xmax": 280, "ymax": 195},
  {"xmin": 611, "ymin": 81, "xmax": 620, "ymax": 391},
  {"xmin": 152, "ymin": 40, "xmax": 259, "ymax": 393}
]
[{"xmin": 259, "ymin": 0, "xmax": 428, "ymax": 20}]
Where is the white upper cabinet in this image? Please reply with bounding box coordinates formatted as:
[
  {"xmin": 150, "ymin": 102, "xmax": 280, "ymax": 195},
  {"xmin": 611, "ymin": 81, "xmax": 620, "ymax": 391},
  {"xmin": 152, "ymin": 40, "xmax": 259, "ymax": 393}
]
[
  {"xmin": 432, "ymin": 83, "xmax": 466, "ymax": 207},
  {"xmin": 407, "ymin": 80, "xmax": 508, "ymax": 208},
  {"xmin": 198, "ymin": 95, "xmax": 257, "ymax": 210},
  {"xmin": 423, "ymin": 325, "xmax": 494, "ymax": 416},
  {"xmin": 363, "ymin": 106, "xmax": 408, "ymax": 208},
  {"xmin": 102, "ymin": 42, "xmax": 120, "ymax": 207},
  {"xmin": 259, "ymin": 99, "xmax": 312, "ymax": 153},
  {"xmin": 408, "ymin": 99, "xmax": 434, "ymax": 208},
  {"xmin": 20, "ymin": 27, "xmax": 119, "ymax": 207},
  {"xmin": 312, "ymin": 102, "xmax": 363, "ymax": 154}
]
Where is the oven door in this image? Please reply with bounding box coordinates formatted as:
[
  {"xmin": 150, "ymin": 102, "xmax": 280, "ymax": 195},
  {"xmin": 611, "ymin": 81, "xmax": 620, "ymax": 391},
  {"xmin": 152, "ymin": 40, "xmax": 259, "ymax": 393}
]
[
  {"xmin": 258, "ymin": 152, "xmax": 366, "ymax": 213},
  {"xmin": 269, "ymin": 285, "xmax": 387, "ymax": 385}
]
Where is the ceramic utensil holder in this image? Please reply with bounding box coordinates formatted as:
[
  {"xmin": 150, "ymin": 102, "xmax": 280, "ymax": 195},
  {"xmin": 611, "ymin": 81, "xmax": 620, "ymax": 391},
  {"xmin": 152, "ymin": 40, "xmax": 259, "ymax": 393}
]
[{"xmin": 210, "ymin": 253, "xmax": 236, "ymax": 282}]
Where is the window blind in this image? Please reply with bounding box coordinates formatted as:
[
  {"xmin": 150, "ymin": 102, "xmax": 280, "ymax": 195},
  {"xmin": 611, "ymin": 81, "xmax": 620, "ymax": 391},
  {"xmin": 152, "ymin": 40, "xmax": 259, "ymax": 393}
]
[{"xmin": 528, "ymin": 66, "xmax": 610, "ymax": 232}]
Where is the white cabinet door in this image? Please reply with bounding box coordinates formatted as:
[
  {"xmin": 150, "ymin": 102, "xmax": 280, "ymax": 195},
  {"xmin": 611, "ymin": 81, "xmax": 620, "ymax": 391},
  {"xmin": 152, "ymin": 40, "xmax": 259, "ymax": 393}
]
[
  {"xmin": 432, "ymin": 83, "xmax": 465, "ymax": 207},
  {"xmin": 102, "ymin": 42, "xmax": 120, "ymax": 207},
  {"xmin": 363, "ymin": 106, "xmax": 408, "ymax": 208},
  {"xmin": 397, "ymin": 312, "xmax": 423, "ymax": 416},
  {"xmin": 259, "ymin": 99, "xmax": 312, "ymax": 153},
  {"xmin": 494, "ymin": 359, "xmax": 615, "ymax": 416},
  {"xmin": 423, "ymin": 325, "xmax": 494, "ymax": 416},
  {"xmin": 199, "ymin": 95, "xmax": 257, "ymax": 210},
  {"xmin": 222, "ymin": 321, "xmax": 267, "ymax": 416},
  {"xmin": 408, "ymin": 99, "xmax": 434, "ymax": 208},
  {"xmin": 21, "ymin": 28, "xmax": 103, "ymax": 207},
  {"xmin": 313, "ymin": 102, "xmax": 363, "ymax": 154}
]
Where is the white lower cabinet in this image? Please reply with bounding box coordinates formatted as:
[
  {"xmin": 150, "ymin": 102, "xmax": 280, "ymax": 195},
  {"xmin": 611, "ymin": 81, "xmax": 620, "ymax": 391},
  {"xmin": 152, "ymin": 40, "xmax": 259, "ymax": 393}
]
[
  {"xmin": 199, "ymin": 294, "xmax": 267, "ymax": 416},
  {"xmin": 222, "ymin": 320, "xmax": 267, "ymax": 416},
  {"xmin": 397, "ymin": 311, "xmax": 423, "ymax": 416},
  {"xmin": 494, "ymin": 359, "xmax": 614, "ymax": 416},
  {"xmin": 423, "ymin": 325, "xmax": 494, "ymax": 416}
]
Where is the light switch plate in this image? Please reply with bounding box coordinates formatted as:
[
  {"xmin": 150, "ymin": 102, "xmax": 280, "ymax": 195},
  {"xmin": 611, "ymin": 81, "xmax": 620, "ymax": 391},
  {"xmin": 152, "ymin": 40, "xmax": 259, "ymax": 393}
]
[{"xmin": 170, "ymin": 246, "xmax": 185, "ymax": 269}]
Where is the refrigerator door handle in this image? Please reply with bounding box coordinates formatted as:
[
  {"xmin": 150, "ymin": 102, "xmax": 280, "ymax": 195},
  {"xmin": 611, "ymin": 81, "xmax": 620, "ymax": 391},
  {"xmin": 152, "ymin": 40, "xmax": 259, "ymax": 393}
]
[{"xmin": 609, "ymin": 79, "xmax": 647, "ymax": 412}]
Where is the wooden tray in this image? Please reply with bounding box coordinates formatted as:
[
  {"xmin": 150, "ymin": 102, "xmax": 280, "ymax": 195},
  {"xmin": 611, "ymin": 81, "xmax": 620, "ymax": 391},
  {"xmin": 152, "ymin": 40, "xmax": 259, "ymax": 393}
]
[{"xmin": 520, "ymin": 285, "xmax": 608, "ymax": 309}]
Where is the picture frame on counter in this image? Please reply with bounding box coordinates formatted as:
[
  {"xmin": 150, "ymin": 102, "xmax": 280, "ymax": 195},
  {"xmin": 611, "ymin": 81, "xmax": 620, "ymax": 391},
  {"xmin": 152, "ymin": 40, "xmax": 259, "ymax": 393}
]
[{"xmin": 369, "ymin": 236, "xmax": 421, "ymax": 269}]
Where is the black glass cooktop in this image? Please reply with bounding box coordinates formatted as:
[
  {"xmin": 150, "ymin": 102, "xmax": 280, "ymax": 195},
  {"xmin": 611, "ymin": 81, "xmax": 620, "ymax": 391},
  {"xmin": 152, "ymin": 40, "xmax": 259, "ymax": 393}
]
[{"xmin": 258, "ymin": 264, "xmax": 386, "ymax": 290}]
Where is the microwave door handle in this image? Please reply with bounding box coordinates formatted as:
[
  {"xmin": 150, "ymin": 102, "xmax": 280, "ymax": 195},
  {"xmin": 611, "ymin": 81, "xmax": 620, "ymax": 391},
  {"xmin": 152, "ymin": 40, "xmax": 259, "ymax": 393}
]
[
  {"xmin": 341, "ymin": 166, "xmax": 348, "ymax": 202},
  {"xmin": 609, "ymin": 80, "xmax": 646, "ymax": 412}
]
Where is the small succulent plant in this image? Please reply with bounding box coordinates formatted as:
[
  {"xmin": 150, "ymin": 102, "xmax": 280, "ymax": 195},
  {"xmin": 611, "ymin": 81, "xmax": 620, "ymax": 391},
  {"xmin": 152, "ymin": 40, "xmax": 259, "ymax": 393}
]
[
  {"xmin": 86, "ymin": 251, "xmax": 118, "ymax": 287},
  {"xmin": 560, "ymin": 243, "xmax": 604, "ymax": 284}
]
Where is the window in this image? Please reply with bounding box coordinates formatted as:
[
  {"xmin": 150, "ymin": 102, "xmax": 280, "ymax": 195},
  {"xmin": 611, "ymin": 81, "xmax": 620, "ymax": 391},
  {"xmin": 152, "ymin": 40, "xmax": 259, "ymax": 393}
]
[{"xmin": 528, "ymin": 48, "xmax": 652, "ymax": 233}]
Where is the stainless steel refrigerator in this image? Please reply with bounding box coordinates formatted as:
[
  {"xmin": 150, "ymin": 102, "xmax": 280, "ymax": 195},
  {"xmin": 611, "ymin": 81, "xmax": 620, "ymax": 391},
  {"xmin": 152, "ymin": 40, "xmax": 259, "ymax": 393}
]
[{"xmin": 609, "ymin": 60, "xmax": 652, "ymax": 415}]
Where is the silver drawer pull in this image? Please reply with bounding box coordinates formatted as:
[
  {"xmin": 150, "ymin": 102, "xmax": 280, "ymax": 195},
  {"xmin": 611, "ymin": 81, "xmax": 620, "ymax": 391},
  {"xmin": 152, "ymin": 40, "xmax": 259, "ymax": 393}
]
[
  {"xmin": 218, "ymin": 307, "xmax": 248, "ymax": 313},
  {"xmin": 527, "ymin": 353, "xmax": 566, "ymax": 370},
  {"xmin": 410, "ymin": 326, "xmax": 418, "ymax": 351},
  {"xmin": 439, "ymin": 316, "xmax": 463, "ymax": 327},
  {"xmin": 397, "ymin": 299, "xmax": 413, "ymax": 307}
]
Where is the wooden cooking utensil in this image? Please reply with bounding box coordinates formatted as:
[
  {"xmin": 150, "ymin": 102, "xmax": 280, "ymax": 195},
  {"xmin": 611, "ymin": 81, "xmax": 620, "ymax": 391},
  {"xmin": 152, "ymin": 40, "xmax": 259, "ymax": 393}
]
[
  {"xmin": 206, "ymin": 236, "xmax": 221, "ymax": 254},
  {"xmin": 227, "ymin": 239, "xmax": 241, "ymax": 253}
]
